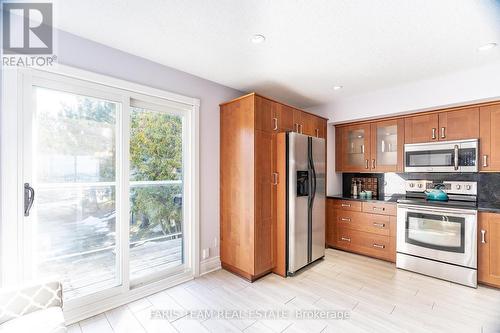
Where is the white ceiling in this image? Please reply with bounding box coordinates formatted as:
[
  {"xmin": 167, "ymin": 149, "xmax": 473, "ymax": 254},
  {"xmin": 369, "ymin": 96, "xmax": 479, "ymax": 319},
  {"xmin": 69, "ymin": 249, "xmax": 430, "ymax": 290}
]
[{"xmin": 52, "ymin": 0, "xmax": 500, "ymax": 108}]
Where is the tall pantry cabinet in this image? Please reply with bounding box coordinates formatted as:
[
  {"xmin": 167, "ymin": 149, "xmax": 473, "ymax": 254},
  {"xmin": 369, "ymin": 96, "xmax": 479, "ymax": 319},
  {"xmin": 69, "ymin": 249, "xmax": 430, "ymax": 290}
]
[
  {"xmin": 220, "ymin": 94, "xmax": 277, "ymax": 281},
  {"xmin": 220, "ymin": 93, "xmax": 328, "ymax": 281}
]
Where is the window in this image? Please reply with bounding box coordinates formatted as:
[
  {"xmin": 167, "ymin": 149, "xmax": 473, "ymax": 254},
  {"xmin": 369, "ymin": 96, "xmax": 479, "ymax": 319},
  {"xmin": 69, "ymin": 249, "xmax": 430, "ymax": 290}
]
[{"xmin": 1, "ymin": 66, "xmax": 199, "ymax": 319}]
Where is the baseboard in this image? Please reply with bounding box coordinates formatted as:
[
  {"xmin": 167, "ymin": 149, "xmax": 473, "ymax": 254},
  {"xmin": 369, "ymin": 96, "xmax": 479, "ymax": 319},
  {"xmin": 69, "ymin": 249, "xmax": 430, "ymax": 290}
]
[
  {"xmin": 64, "ymin": 271, "xmax": 193, "ymax": 324},
  {"xmin": 200, "ymin": 256, "xmax": 221, "ymax": 275}
]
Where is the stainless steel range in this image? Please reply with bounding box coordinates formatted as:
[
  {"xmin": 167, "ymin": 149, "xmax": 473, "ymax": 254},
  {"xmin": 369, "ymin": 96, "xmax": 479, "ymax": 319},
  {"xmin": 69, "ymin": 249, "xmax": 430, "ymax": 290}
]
[{"xmin": 396, "ymin": 180, "xmax": 478, "ymax": 287}]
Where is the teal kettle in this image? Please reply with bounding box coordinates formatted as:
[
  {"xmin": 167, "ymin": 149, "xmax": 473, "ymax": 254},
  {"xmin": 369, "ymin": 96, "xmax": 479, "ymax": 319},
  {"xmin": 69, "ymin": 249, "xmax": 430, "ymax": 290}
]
[{"xmin": 425, "ymin": 184, "xmax": 449, "ymax": 201}]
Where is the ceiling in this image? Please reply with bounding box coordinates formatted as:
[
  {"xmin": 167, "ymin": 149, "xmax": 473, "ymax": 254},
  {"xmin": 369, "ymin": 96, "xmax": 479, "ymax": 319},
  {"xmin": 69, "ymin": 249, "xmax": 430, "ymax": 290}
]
[{"xmin": 52, "ymin": 0, "xmax": 500, "ymax": 108}]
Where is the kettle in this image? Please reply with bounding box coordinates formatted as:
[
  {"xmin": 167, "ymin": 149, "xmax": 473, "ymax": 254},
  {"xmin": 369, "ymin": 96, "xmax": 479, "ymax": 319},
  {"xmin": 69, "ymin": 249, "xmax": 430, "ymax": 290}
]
[{"xmin": 424, "ymin": 183, "xmax": 449, "ymax": 201}]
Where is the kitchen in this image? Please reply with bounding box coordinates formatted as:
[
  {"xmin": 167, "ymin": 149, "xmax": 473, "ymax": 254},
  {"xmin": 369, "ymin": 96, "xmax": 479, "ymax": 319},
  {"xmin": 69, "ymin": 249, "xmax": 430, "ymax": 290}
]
[
  {"xmin": 2, "ymin": 2, "xmax": 500, "ymax": 332},
  {"xmin": 219, "ymin": 93, "xmax": 500, "ymax": 328}
]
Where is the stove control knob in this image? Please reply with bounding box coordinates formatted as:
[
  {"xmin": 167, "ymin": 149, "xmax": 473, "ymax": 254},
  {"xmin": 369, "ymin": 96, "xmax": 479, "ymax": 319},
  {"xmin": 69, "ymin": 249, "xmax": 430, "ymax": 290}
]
[
  {"xmin": 456, "ymin": 184, "xmax": 461, "ymax": 190},
  {"xmin": 466, "ymin": 185, "xmax": 471, "ymax": 190},
  {"xmin": 409, "ymin": 183, "xmax": 415, "ymax": 188},
  {"xmin": 417, "ymin": 183, "xmax": 422, "ymax": 189}
]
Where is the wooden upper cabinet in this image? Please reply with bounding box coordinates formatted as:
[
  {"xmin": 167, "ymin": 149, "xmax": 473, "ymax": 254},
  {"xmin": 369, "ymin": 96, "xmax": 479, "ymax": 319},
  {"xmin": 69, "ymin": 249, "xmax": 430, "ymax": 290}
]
[
  {"xmin": 478, "ymin": 212, "xmax": 500, "ymax": 288},
  {"xmin": 405, "ymin": 108, "xmax": 479, "ymax": 144},
  {"xmin": 370, "ymin": 119, "xmax": 404, "ymax": 172},
  {"xmin": 292, "ymin": 108, "xmax": 303, "ymax": 133},
  {"xmin": 301, "ymin": 112, "xmax": 316, "ymax": 136},
  {"xmin": 275, "ymin": 104, "xmax": 294, "ymax": 132},
  {"xmin": 404, "ymin": 113, "xmax": 439, "ymax": 144},
  {"xmin": 255, "ymin": 95, "xmax": 274, "ymax": 133},
  {"xmin": 438, "ymin": 107, "xmax": 479, "ymax": 141},
  {"xmin": 341, "ymin": 124, "xmax": 371, "ymax": 172},
  {"xmin": 313, "ymin": 116, "xmax": 327, "ymax": 139},
  {"xmin": 480, "ymin": 104, "xmax": 500, "ymax": 171}
]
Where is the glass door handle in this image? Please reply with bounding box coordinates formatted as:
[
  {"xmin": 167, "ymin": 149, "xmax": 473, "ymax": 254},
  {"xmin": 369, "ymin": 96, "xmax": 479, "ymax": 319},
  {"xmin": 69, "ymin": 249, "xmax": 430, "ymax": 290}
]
[{"xmin": 24, "ymin": 183, "xmax": 35, "ymax": 217}]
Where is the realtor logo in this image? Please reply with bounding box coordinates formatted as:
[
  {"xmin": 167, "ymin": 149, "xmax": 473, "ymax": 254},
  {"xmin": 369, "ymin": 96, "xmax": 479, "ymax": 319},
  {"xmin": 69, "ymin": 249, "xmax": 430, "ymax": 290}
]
[{"xmin": 2, "ymin": 2, "xmax": 53, "ymax": 54}]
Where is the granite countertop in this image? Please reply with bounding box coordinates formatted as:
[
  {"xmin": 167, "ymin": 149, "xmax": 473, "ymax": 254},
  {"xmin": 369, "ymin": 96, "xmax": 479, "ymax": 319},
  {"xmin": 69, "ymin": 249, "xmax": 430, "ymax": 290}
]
[
  {"xmin": 328, "ymin": 194, "xmax": 500, "ymax": 213},
  {"xmin": 477, "ymin": 205, "xmax": 500, "ymax": 213},
  {"xmin": 327, "ymin": 194, "xmax": 404, "ymax": 203}
]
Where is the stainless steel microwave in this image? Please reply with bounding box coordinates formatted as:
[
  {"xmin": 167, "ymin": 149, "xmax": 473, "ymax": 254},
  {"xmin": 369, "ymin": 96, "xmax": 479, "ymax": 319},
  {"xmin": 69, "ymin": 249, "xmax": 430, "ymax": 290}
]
[{"xmin": 404, "ymin": 139, "xmax": 478, "ymax": 172}]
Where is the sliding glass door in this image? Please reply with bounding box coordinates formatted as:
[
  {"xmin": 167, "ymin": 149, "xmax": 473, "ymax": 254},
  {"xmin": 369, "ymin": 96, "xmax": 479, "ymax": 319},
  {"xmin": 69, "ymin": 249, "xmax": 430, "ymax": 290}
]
[
  {"xmin": 14, "ymin": 69, "xmax": 197, "ymax": 310},
  {"xmin": 25, "ymin": 84, "xmax": 123, "ymax": 300},
  {"xmin": 129, "ymin": 102, "xmax": 185, "ymax": 284}
]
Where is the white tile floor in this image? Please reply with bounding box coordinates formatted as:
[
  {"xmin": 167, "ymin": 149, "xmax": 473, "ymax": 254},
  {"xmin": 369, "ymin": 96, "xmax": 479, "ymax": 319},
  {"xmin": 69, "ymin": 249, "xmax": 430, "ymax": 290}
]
[{"xmin": 70, "ymin": 249, "xmax": 500, "ymax": 333}]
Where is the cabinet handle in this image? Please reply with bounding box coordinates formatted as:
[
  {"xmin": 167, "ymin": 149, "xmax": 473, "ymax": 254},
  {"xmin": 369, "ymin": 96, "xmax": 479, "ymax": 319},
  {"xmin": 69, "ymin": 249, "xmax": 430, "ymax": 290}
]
[
  {"xmin": 441, "ymin": 127, "xmax": 446, "ymax": 139},
  {"xmin": 432, "ymin": 128, "xmax": 436, "ymax": 140},
  {"xmin": 483, "ymin": 155, "xmax": 488, "ymax": 167},
  {"xmin": 373, "ymin": 244, "xmax": 385, "ymax": 249},
  {"xmin": 481, "ymin": 229, "xmax": 486, "ymax": 244},
  {"xmin": 341, "ymin": 237, "xmax": 351, "ymax": 242},
  {"xmin": 373, "ymin": 223, "xmax": 386, "ymax": 228},
  {"xmin": 372, "ymin": 159, "xmax": 376, "ymax": 169},
  {"xmin": 272, "ymin": 118, "xmax": 278, "ymax": 131},
  {"xmin": 365, "ymin": 159, "xmax": 369, "ymax": 169},
  {"xmin": 315, "ymin": 129, "xmax": 319, "ymax": 137},
  {"xmin": 341, "ymin": 203, "xmax": 351, "ymax": 207},
  {"xmin": 372, "ymin": 206, "xmax": 385, "ymax": 212},
  {"xmin": 340, "ymin": 217, "xmax": 351, "ymax": 222},
  {"xmin": 272, "ymin": 172, "xmax": 278, "ymax": 185}
]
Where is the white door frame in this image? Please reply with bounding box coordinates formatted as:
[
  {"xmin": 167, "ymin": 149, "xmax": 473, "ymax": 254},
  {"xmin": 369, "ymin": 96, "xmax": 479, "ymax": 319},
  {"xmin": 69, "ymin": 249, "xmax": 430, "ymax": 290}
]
[{"xmin": 0, "ymin": 65, "xmax": 200, "ymax": 323}]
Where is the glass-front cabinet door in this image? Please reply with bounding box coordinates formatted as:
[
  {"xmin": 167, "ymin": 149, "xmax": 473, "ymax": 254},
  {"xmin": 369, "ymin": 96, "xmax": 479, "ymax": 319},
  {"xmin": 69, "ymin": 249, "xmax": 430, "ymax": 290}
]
[
  {"xmin": 370, "ymin": 119, "xmax": 404, "ymax": 172},
  {"xmin": 342, "ymin": 124, "xmax": 371, "ymax": 172}
]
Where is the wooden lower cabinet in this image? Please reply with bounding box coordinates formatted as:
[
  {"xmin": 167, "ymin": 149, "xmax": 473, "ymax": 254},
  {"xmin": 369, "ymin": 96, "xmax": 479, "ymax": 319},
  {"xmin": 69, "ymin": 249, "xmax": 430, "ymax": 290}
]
[
  {"xmin": 335, "ymin": 228, "xmax": 394, "ymax": 262},
  {"xmin": 326, "ymin": 198, "xmax": 396, "ymax": 262},
  {"xmin": 478, "ymin": 212, "xmax": 500, "ymax": 288}
]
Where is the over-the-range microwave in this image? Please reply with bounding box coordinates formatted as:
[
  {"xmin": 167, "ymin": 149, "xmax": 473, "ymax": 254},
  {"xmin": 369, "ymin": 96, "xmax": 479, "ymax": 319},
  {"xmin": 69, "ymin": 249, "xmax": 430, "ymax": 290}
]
[{"xmin": 404, "ymin": 139, "xmax": 478, "ymax": 173}]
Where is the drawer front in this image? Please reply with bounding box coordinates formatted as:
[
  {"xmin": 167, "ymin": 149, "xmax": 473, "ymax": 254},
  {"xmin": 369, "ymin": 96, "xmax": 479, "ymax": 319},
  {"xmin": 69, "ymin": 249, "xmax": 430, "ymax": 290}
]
[
  {"xmin": 335, "ymin": 227, "xmax": 394, "ymax": 262},
  {"xmin": 335, "ymin": 210, "xmax": 391, "ymax": 236},
  {"xmin": 331, "ymin": 199, "xmax": 362, "ymax": 212},
  {"xmin": 362, "ymin": 202, "xmax": 396, "ymax": 216}
]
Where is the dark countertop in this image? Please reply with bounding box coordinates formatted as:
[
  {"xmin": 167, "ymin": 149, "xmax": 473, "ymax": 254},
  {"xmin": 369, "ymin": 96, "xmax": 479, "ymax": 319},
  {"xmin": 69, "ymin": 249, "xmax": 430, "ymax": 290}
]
[
  {"xmin": 477, "ymin": 205, "xmax": 500, "ymax": 213},
  {"xmin": 328, "ymin": 194, "xmax": 500, "ymax": 213},
  {"xmin": 327, "ymin": 194, "xmax": 404, "ymax": 203}
]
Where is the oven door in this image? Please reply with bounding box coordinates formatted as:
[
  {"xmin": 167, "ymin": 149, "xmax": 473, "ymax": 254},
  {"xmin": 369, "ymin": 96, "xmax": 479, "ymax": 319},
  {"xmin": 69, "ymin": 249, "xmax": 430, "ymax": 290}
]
[
  {"xmin": 404, "ymin": 139, "xmax": 478, "ymax": 172},
  {"xmin": 396, "ymin": 204, "xmax": 477, "ymax": 268}
]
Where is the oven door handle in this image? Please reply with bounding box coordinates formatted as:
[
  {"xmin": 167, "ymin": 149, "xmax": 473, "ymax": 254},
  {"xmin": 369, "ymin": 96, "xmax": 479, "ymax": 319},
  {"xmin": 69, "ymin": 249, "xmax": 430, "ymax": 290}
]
[{"xmin": 397, "ymin": 204, "xmax": 477, "ymax": 216}]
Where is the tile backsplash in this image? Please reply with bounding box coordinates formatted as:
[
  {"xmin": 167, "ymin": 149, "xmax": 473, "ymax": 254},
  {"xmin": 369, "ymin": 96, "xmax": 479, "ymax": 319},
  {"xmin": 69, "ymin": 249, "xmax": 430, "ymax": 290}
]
[{"xmin": 342, "ymin": 172, "xmax": 500, "ymax": 208}]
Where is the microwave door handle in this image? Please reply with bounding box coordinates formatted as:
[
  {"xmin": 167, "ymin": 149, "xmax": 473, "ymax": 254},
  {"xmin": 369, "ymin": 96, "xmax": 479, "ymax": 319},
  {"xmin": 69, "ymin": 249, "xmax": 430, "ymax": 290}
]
[{"xmin": 454, "ymin": 145, "xmax": 459, "ymax": 170}]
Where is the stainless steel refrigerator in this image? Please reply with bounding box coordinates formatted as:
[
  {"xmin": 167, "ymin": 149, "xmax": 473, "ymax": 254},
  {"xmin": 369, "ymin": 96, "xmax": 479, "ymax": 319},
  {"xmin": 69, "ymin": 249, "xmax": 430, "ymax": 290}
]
[{"xmin": 286, "ymin": 132, "xmax": 326, "ymax": 275}]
